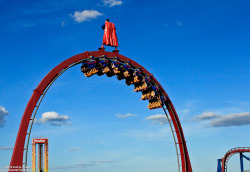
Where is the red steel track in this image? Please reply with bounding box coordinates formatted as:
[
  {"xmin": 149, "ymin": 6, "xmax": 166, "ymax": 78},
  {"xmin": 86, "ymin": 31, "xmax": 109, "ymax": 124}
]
[
  {"xmin": 221, "ymin": 147, "xmax": 250, "ymax": 172},
  {"xmin": 9, "ymin": 50, "xmax": 192, "ymax": 172}
]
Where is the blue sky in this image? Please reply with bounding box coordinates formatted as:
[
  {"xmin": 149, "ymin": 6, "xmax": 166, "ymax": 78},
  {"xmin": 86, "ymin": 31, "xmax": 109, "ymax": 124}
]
[{"xmin": 0, "ymin": 0, "xmax": 250, "ymax": 171}]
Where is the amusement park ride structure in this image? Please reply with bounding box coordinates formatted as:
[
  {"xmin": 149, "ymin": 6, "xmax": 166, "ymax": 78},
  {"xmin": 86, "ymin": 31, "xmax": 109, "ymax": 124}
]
[
  {"xmin": 217, "ymin": 147, "xmax": 250, "ymax": 172},
  {"xmin": 8, "ymin": 49, "xmax": 192, "ymax": 172},
  {"xmin": 32, "ymin": 138, "xmax": 48, "ymax": 172}
]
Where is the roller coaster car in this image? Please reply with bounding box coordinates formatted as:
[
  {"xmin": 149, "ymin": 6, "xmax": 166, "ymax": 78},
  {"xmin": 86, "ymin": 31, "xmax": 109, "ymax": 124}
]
[
  {"xmin": 106, "ymin": 65, "xmax": 115, "ymax": 77},
  {"xmin": 133, "ymin": 75, "xmax": 144, "ymax": 84},
  {"xmin": 111, "ymin": 60, "xmax": 119, "ymax": 67},
  {"xmin": 105, "ymin": 65, "xmax": 115, "ymax": 77},
  {"xmin": 125, "ymin": 72, "xmax": 136, "ymax": 85},
  {"xmin": 85, "ymin": 57, "xmax": 97, "ymax": 68},
  {"xmin": 97, "ymin": 58, "xmax": 109, "ymax": 76},
  {"xmin": 81, "ymin": 62, "xmax": 89, "ymax": 73},
  {"xmin": 141, "ymin": 90, "xmax": 156, "ymax": 100},
  {"xmin": 98, "ymin": 59, "xmax": 114, "ymax": 77},
  {"xmin": 133, "ymin": 76, "xmax": 151, "ymax": 92},
  {"xmin": 152, "ymin": 85, "xmax": 160, "ymax": 92},
  {"xmin": 83, "ymin": 66, "xmax": 98, "ymax": 77},
  {"xmin": 145, "ymin": 76, "xmax": 152, "ymax": 84},
  {"xmin": 125, "ymin": 77, "xmax": 133, "ymax": 86},
  {"xmin": 133, "ymin": 75, "xmax": 139, "ymax": 83},
  {"xmin": 90, "ymin": 67, "xmax": 98, "ymax": 74},
  {"xmin": 114, "ymin": 64, "xmax": 125, "ymax": 80},
  {"xmin": 147, "ymin": 97, "xmax": 164, "ymax": 110},
  {"xmin": 113, "ymin": 68, "xmax": 120, "ymax": 74},
  {"xmin": 123, "ymin": 63, "xmax": 132, "ymax": 77},
  {"xmin": 98, "ymin": 58, "xmax": 109, "ymax": 68},
  {"xmin": 133, "ymin": 68, "xmax": 142, "ymax": 75},
  {"xmin": 133, "ymin": 82, "xmax": 147, "ymax": 92},
  {"xmin": 116, "ymin": 72, "xmax": 125, "ymax": 80},
  {"xmin": 141, "ymin": 86, "xmax": 160, "ymax": 100},
  {"xmin": 84, "ymin": 71, "xmax": 93, "ymax": 77},
  {"xmin": 133, "ymin": 69, "xmax": 142, "ymax": 83},
  {"xmin": 102, "ymin": 66, "xmax": 111, "ymax": 74},
  {"xmin": 106, "ymin": 71, "xmax": 115, "ymax": 77},
  {"xmin": 115, "ymin": 68, "xmax": 126, "ymax": 79},
  {"xmin": 81, "ymin": 58, "xmax": 99, "ymax": 77},
  {"xmin": 97, "ymin": 71, "xmax": 104, "ymax": 76},
  {"xmin": 123, "ymin": 70, "xmax": 130, "ymax": 77},
  {"xmin": 114, "ymin": 59, "xmax": 123, "ymax": 75},
  {"xmin": 81, "ymin": 67, "xmax": 88, "ymax": 73},
  {"xmin": 148, "ymin": 100, "xmax": 162, "ymax": 110},
  {"xmin": 81, "ymin": 64, "xmax": 93, "ymax": 77}
]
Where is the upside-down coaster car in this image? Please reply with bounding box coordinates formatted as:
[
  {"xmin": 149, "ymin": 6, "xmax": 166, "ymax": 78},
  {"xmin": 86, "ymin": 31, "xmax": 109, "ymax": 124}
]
[{"xmin": 81, "ymin": 56, "xmax": 167, "ymax": 110}]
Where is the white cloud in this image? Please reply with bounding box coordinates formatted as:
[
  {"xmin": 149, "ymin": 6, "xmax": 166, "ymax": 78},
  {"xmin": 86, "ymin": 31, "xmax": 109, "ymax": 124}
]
[
  {"xmin": 51, "ymin": 165, "xmax": 85, "ymax": 169},
  {"xmin": 50, "ymin": 162, "xmax": 99, "ymax": 169},
  {"xmin": 0, "ymin": 146, "xmax": 13, "ymax": 150},
  {"xmin": 176, "ymin": 20, "xmax": 183, "ymax": 26},
  {"xmin": 70, "ymin": 9, "xmax": 103, "ymax": 23},
  {"xmin": 89, "ymin": 160, "xmax": 115, "ymax": 164},
  {"xmin": 76, "ymin": 163, "xmax": 97, "ymax": 167},
  {"xmin": 68, "ymin": 147, "xmax": 81, "ymax": 151},
  {"xmin": 192, "ymin": 112, "xmax": 220, "ymax": 121},
  {"xmin": 210, "ymin": 112, "xmax": 250, "ymax": 127},
  {"xmin": 0, "ymin": 106, "xmax": 9, "ymax": 128},
  {"xmin": 75, "ymin": 160, "xmax": 115, "ymax": 168},
  {"xmin": 145, "ymin": 114, "xmax": 169, "ymax": 125},
  {"xmin": 102, "ymin": 0, "xmax": 123, "ymax": 7},
  {"xmin": 96, "ymin": 160, "xmax": 115, "ymax": 163},
  {"xmin": 115, "ymin": 113, "xmax": 137, "ymax": 118},
  {"xmin": 36, "ymin": 111, "xmax": 71, "ymax": 126},
  {"xmin": 192, "ymin": 111, "xmax": 250, "ymax": 127}
]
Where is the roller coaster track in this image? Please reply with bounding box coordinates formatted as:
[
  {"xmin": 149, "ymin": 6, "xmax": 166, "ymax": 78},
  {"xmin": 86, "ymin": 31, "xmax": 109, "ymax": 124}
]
[
  {"xmin": 219, "ymin": 147, "xmax": 250, "ymax": 172},
  {"xmin": 9, "ymin": 50, "xmax": 192, "ymax": 172}
]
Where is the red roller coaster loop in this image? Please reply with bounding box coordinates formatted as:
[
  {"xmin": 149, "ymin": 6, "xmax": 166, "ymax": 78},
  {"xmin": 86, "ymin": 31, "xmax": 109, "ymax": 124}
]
[
  {"xmin": 219, "ymin": 147, "xmax": 250, "ymax": 172},
  {"xmin": 9, "ymin": 50, "xmax": 192, "ymax": 172}
]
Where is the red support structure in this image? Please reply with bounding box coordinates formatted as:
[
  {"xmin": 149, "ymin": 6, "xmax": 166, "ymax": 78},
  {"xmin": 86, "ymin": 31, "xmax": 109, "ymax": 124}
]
[
  {"xmin": 9, "ymin": 50, "xmax": 192, "ymax": 172},
  {"xmin": 219, "ymin": 147, "xmax": 250, "ymax": 172}
]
